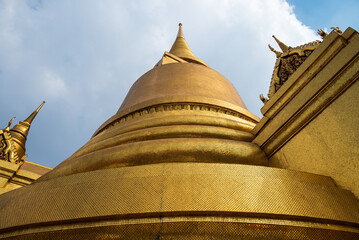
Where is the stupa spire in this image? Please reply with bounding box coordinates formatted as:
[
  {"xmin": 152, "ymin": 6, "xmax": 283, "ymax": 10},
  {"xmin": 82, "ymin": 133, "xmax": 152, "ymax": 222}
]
[
  {"xmin": 9, "ymin": 101, "xmax": 45, "ymax": 160},
  {"xmin": 24, "ymin": 101, "xmax": 45, "ymax": 125},
  {"xmin": 169, "ymin": 23, "xmax": 196, "ymax": 58},
  {"xmin": 162, "ymin": 23, "xmax": 209, "ymax": 67},
  {"xmin": 11, "ymin": 101, "xmax": 45, "ymax": 138},
  {"xmin": 176, "ymin": 22, "xmax": 184, "ymax": 38},
  {"xmin": 272, "ymin": 35, "xmax": 289, "ymax": 52}
]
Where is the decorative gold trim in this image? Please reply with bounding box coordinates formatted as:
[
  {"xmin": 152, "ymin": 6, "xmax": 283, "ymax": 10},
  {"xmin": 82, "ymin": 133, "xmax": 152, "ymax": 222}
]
[
  {"xmin": 1, "ymin": 215, "xmax": 358, "ymax": 239},
  {"xmin": 97, "ymin": 102, "xmax": 257, "ymax": 135}
]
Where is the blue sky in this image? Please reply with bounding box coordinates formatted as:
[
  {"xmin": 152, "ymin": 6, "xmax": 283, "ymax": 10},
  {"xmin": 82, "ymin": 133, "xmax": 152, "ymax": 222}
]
[
  {"xmin": 1, "ymin": 0, "xmax": 357, "ymax": 168},
  {"xmin": 287, "ymin": 0, "xmax": 359, "ymax": 31}
]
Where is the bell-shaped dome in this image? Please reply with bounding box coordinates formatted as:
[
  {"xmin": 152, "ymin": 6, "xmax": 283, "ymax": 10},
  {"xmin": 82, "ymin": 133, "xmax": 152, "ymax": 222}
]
[
  {"xmin": 120, "ymin": 63, "xmax": 246, "ymax": 112},
  {"xmin": 38, "ymin": 24, "xmax": 264, "ymax": 181},
  {"xmin": 94, "ymin": 24, "xmax": 256, "ymax": 136}
]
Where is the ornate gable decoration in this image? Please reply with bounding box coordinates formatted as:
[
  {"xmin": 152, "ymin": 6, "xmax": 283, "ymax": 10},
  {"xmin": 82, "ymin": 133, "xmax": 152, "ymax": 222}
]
[
  {"xmin": 261, "ymin": 28, "xmax": 343, "ymax": 104},
  {"xmin": 260, "ymin": 36, "xmax": 321, "ymax": 103}
]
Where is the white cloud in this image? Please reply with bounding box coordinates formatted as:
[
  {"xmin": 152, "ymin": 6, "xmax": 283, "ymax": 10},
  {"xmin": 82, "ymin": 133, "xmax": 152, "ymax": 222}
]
[{"xmin": 41, "ymin": 70, "xmax": 67, "ymax": 99}]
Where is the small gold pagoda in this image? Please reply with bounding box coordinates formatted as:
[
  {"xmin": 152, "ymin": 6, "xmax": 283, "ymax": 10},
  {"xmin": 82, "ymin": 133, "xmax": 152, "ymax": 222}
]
[
  {"xmin": 0, "ymin": 102, "xmax": 51, "ymax": 195},
  {"xmin": 0, "ymin": 24, "xmax": 358, "ymax": 239}
]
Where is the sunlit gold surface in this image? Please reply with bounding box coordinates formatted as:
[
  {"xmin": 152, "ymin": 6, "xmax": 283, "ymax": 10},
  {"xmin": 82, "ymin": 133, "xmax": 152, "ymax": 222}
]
[
  {"xmin": 0, "ymin": 160, "xmax": 51, "ymax": 195},
  {"xmin": 269, "ymin": 79, "xmax": 359, "ymax": 197},
  {"xmin": 118, "ymin": 63, "xmax": 247, "ymax": 114},
  {"xmin": 40, "ymin": 98, "xmax": 265, "ymax": 181},
  {"xmin": 1, "ymin": 163, "xmax": 358, "ymax": 239},
  {"xmin": 253, "ymin": 27, "xmax": 359, "ymax": 198}
]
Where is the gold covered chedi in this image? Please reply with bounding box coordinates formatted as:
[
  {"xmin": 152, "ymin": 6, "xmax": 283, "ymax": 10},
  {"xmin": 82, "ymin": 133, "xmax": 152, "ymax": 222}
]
[
  {"xmin": 0, "ymin": 24, "xmax": 358, "ymax": 239},
  {"xmin": 38, "ymin": 23, "xmax": 265, "ymax": 181}
]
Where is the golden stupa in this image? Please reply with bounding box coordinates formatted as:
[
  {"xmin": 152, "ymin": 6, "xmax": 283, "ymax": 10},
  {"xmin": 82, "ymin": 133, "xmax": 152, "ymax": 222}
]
[{"xmin": 0, "ymin": 24, "xmax": 358, "ymax": 239}]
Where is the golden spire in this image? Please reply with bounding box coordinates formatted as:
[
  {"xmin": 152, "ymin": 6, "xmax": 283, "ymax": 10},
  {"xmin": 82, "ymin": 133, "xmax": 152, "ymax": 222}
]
[
  {"xmin": 9, "ymin": 101, "xmax": 45, "ymax": 160},
  {"xmin": 169, "ymin": 23, "xmax": 196, "ymax": 59},
  {"xmin": 24, "ymin": 101, "xmax": 45, "ymax": 125},
  {"xmin": 272, "ymin": 35, "xmax": 289, "ymax": 52}
]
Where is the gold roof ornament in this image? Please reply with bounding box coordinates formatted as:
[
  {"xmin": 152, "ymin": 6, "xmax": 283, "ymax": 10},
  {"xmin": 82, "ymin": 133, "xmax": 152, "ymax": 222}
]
[
  {"xmin": 272, "ymin": 35, "xmax": 290, "ymax": 52},
  {"xmin": 8, "ymin": 101, "xmax": 45, "ymax": 162},
  {"xmin": 331, "ymin": 27, "xmax": 343, "ymax": 34},
  {"xmin": 318, "ymin": 27, "xmax": 343, "ymax": 40},
  {"xmin": 4, "ymin": 117, "xmax": 15, "ymax": 132},
  {"xmin": 317, "ymin": 29, "xmax": 329, "ymax": 39},
  {"xmin": 0, "ymin": 117, "xmax": 18, "ymax": 163},
  {"xmin": 261, "ymin": 35, "xmax": 322, "ymax": 103},
  {"xmin": 268, "ymin": 44, "xmax": 282, "ymax": 58}
]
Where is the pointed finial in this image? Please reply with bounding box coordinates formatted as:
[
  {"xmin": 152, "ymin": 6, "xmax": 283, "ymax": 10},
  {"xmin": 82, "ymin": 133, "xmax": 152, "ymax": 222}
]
[
  {"xmin": 260, "ymin": 94, "xmax": 269, "ymax": 104},
  {"xmin": 4, "ymin": 117, "xmax": 15, "ymax": 132},
  {"xmin": 164, "ymin": 23, "xmax": 209, "ymax": 67},
  {"xmin": 272, "ymin": 35, "xmax": 289, "ymax": 52},
  {"xmin": 177, "ymin": 23, "xmax": 184, "ymax": 38},
  {"xmin": 268, "ymin": 44, "xmax": 282, "ymax": 58},
  {"xmin": 24, "ymin": 101, "xmax": 45, "ymax": 124},
  {"xmin": 8, "ymin": 117, "xmax": 15, "ymax": 128},
  {"xmin": 169, "ymin": 23, "xmax": 195, "ymax": 58}
]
